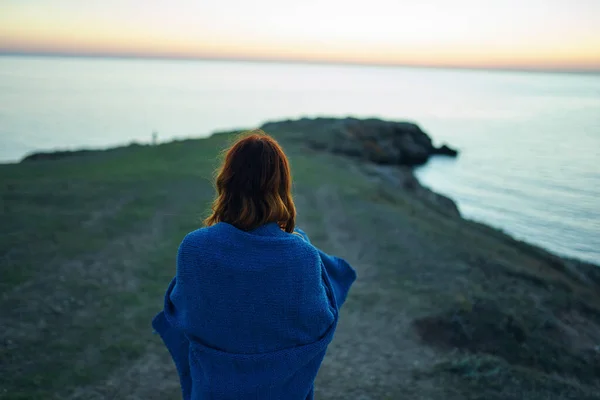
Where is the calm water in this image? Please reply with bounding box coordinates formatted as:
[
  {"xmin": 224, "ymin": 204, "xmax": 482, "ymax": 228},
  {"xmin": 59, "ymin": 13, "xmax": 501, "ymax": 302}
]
[{"xmin": 1, "ymin": 56, "xmax": 599, "ymax": 264}]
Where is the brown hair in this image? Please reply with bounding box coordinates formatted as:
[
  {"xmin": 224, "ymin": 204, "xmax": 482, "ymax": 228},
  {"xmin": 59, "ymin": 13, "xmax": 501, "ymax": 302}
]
[{"xmin": 204, "ymin": 130, "xmax": 296, "ymax": 233}]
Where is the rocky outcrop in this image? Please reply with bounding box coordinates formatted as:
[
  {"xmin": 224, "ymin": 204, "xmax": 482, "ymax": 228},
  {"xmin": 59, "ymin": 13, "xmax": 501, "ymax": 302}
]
[
  {"xmin": 262, "ymin": 117, "xmax": 461, "ymax": 217},
  {"xmin": 262, "ymin": 117, "xmax": 458, "ymax": 166},
  {"xmin": 433, "ymin": 144, "xmax": 459, "ymax": 157}
]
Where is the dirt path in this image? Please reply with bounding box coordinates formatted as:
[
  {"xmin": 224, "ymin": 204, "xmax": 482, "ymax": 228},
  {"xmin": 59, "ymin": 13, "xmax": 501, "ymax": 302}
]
[{"xmin": 297, "ymin": 185, "xmax": 440, "ymax": 400}]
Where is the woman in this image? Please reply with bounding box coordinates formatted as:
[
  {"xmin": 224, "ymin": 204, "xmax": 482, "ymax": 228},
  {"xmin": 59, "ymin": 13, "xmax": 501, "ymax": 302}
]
[{"xmin": 152, "ymin": 131, "xmax": 356, "ymax": 400}]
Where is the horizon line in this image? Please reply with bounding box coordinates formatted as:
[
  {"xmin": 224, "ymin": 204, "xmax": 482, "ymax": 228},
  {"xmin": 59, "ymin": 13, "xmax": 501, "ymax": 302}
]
[{"xmin": 1, "ymin": 50, "xmax": 599, "ymax": 75}]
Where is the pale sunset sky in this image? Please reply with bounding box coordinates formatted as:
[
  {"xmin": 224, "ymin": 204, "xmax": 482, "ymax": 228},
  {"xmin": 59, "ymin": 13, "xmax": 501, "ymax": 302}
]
[{"xmin": 1, "ymin": 0, "xmax": 599, "ymax": 71}]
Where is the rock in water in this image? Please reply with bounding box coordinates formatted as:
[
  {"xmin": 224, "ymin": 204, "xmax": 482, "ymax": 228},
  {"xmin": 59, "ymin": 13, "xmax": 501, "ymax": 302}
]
[
  {"xmin": 262, "ymin": 117, "xmax": 458, "ymax": 166},
  {"xmin": 434, "ymin": 144, "xmax": 459, "ymax": 157}
]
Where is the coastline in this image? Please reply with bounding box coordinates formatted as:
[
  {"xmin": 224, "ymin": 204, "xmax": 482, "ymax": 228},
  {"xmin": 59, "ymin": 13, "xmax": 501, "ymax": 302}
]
[
  {"xmin": 14, "ymin": 123, "xmax": 599, "ymax": 272},
  {"xmin": 2, "ymin": 117, "xmax": 599, "ymax": 399}
]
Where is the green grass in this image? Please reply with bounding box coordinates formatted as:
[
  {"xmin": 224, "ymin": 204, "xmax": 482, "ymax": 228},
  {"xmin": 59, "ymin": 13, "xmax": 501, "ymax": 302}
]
[{"xmin": 0, "ymin": 136, "xmax": 233, "ymax": 399}]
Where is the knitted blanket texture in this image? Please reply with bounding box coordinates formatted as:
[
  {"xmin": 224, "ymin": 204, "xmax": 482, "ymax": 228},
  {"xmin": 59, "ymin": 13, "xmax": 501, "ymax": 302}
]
[{"xmin": 152, "ymin": 222, "xmax": 356, "ymax": 399}]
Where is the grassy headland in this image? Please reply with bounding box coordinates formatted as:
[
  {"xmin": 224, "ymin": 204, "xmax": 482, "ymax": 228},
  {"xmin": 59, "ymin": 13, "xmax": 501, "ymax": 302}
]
[{"xmin": 1, "ymin": 119, "xmax": 599, "ymax": 400}]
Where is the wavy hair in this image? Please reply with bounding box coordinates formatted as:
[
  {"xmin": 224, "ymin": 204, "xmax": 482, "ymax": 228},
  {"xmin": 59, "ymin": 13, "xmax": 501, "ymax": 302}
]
[{"xmin": 204, "ymin": 130, "xmax": 296, "ymax": 233}]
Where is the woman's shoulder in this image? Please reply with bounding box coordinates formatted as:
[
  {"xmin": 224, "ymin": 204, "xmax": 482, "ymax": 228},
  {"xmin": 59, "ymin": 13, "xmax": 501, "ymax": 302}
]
[
  {"xmin": 176, "ymin": 225, "xmax": 322, "ymax": 280},
  {"xmin": 291, "ymin": 228, "xmax": 311, "ymax": 244},
  {"xmin": 179, "ymin": 224, "xmax": 316, "ymax": 254},
  {"xmin": 180, "ymin": 225, "xmax": 223, "ymax": 248}
]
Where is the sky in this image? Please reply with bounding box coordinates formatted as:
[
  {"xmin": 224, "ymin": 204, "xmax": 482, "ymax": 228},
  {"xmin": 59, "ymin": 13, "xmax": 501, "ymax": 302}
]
[{"xmin": 1, "ymin": 0, "xmax": 599, "ymax": 71}]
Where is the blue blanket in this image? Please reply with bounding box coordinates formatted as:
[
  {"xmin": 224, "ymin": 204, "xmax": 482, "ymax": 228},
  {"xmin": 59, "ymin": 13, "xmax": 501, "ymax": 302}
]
[{"xmin": 152, "ymin": 222, "xmax": 356, "ymax": 399}]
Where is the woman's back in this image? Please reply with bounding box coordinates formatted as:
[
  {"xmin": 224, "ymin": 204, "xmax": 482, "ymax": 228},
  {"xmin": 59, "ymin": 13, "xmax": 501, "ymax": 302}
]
[{"xmin": 171, "ymin": 221, "xmax": 335, "ymax": 354}]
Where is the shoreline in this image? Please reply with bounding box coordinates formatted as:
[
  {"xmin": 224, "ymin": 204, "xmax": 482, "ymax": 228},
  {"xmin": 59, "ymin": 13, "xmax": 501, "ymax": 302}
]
[{"xmin": 13, "ymin": 119, "xmax": 599, "ymax": 271}]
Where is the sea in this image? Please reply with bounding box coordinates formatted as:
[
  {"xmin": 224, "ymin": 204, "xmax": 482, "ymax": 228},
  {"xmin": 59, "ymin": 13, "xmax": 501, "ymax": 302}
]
[{"xmin": 1, "ymin": 56, "xmax": 598, "ymax": 264}]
